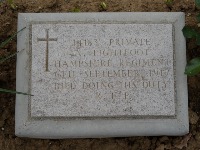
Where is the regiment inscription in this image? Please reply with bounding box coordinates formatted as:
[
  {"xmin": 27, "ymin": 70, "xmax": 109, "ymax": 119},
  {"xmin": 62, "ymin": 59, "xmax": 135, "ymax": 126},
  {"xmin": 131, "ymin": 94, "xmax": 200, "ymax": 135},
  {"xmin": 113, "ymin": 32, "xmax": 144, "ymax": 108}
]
[{"xmin": 30, "ymin": 23, "xmax": 175, "ymax": 117}]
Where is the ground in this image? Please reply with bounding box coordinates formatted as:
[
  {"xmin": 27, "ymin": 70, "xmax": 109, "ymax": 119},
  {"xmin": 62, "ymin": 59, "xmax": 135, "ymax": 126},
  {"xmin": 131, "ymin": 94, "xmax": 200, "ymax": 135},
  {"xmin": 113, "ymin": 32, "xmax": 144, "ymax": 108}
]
[{"xmin": 0, "ymin": 0, "xmax": 200, "ymax": 149}]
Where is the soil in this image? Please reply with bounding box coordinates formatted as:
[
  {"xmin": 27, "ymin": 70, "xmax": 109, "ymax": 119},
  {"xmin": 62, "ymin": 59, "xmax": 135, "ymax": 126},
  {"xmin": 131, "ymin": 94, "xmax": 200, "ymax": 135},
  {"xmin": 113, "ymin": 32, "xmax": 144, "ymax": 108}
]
[{"xmin": 0, "ymin": 0, "xmax": 200, "ymax": 149}]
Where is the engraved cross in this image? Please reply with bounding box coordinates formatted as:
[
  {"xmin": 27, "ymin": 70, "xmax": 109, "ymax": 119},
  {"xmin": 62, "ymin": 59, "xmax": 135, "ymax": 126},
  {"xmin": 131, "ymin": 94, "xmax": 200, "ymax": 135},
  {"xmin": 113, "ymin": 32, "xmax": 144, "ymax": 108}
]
[{"xmin": 37, "ymin": 29, "xmax": 57, "ymax": 72}]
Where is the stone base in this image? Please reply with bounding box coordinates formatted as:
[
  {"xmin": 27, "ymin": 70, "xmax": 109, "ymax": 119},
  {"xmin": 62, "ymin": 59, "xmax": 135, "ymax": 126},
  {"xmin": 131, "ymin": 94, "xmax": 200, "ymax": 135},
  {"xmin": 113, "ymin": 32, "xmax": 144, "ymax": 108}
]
[{"xmin": 16, "ymin": 12, "xmax": 188, "ymax": 138}]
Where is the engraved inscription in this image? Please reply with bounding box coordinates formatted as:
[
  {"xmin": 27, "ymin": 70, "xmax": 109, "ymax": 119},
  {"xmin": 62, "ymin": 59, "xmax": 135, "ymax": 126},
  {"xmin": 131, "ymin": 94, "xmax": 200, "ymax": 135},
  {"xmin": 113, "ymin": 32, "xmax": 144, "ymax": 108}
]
[
  {"xmin": 37, "ymin": 29, "xmax": 57, "ymax": 72},
  {"xmin": 31, "ymin": 24, "xmax": 175, "ymax": 118}
]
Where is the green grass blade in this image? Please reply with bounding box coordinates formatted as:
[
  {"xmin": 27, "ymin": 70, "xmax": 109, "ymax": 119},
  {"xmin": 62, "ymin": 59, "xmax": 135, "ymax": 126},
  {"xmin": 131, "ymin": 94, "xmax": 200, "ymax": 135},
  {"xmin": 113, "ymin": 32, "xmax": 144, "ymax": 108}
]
[
  {"xmin": 100, "ymin": 2, "xmax": 107, "ymax": 10},
  {"xmin": 72, "ymin": 8, "xmax": 81, "ymax": 12},
  {"xmin": 0, "ymin": 88, "xmax": 33, "ymax": 96},
  {"xmin": 0, "ymin": 27, "xmax": 26, "ymax": 49},
  {"xmin": 0, "ymin": 51, "xmax": 19, "ymax": 64}
]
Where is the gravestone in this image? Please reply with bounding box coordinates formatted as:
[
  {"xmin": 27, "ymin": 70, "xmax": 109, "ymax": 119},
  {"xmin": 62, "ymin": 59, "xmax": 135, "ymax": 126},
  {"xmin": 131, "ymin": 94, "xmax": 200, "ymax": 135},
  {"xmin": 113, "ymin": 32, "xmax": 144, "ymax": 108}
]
[{"xmin": 16, "ymin": 13, "xmax": 188, "ymax": 138}]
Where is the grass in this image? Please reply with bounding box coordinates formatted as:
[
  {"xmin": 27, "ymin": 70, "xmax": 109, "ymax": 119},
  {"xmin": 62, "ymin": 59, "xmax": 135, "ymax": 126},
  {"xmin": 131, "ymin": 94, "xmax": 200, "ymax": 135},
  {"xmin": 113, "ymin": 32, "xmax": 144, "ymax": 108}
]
[
  {"xmin": 6, "ymin": 0, "xmax": 16, "ymax": 9},
  {"xmin": 0, "ymin": 27, "xmax": 33, "ymax": 96},
  {"xmin": 100, "ymin": 2, "xmax": 107, "ymax": 11}
]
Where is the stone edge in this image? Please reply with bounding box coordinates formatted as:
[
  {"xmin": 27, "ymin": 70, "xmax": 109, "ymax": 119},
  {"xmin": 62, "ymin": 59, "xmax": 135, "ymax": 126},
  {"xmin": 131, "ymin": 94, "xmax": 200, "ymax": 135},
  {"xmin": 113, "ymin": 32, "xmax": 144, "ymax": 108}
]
[{"xmin": 16, "ymin": 12, "xmax": 188, "ymax": 139}]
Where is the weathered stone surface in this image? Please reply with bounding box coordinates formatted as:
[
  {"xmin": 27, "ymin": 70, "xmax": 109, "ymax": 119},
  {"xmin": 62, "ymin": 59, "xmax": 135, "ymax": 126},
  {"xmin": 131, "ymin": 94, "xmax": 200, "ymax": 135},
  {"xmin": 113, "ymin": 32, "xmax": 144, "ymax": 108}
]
[{"xmin": 31, "ymin": 23, "xmax": 174, "ymax": 117}]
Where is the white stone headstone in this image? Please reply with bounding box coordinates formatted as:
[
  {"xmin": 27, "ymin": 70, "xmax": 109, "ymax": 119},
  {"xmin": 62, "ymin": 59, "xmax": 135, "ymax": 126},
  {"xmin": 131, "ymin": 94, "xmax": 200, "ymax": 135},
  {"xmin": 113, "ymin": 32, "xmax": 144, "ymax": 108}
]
[{"xmin": 16, "ymin": 13, "xmax": 188, "ymax": 138}]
